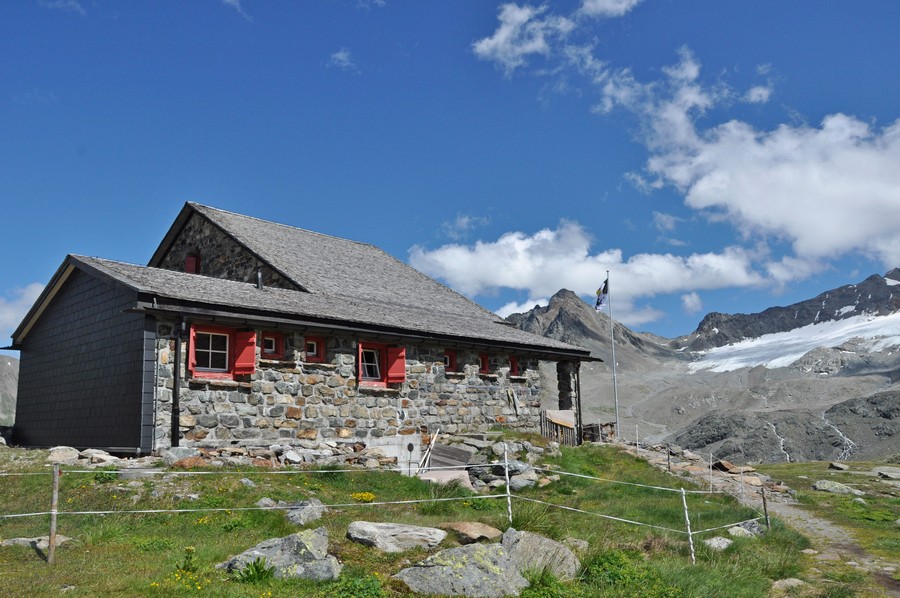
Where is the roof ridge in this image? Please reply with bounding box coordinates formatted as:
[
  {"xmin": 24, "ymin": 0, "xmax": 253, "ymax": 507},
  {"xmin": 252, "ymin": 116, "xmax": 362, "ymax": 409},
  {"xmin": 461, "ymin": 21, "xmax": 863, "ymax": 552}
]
[{"xmin": 189, "ymin": 202, "xmax": 376, "ymax": 248}]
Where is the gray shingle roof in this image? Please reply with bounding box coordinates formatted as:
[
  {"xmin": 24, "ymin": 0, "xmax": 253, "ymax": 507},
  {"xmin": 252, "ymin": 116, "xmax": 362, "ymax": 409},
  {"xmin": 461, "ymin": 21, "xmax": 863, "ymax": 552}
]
[
  {"xmin": 184, "ymin": 203, "xmax": 501, "ymax": 321},
  {"xmin": 76, "ymin": 255, "xmax": 589, "ymax": 356}
]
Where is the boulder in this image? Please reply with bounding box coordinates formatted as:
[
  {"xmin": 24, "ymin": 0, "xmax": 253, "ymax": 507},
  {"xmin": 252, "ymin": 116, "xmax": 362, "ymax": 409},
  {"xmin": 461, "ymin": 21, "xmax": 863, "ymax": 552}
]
[
  {"xmin": 811, "ymin": 480, "xmax": 864, "ymax": 496},
  {"xmin": 0, "ymin": 535, "xmax": 72, "ymax": 550},
  {"xmin": 347, "ymin": 521, "xmax": 446, "ymax": 553},
  {"xmin": 509, "ymin": 469, "xmax": 539, "ymax": 491},
  {"xmin": 502, "ymin": 528, "xmax": 580, "ymax": 580},
  {"xmin": 727, "ymin": 526, "xmax": 755, "ymax": 538},
  {"xmin": 80, "ymin": 448, "xmax": 119, "ymax": 465},
  {"xmin": 828, "ymin": 462, "xmax": 849, "ymax": 471},
  {"xmin": 216, "ymin": 528, "xmax": 341, "ymax": 581},
  {"xmin": 874, "ymin": 466, "xmax": 900, "ymax": 480},
  {"xmin": 703, "ymin": 537, "xmax": 733, "ymax": 551},
  {"xmin": 48, "ymin": 446, "xmax": 80, "ymax": 464},
  {"xmin": 395, "ymin": 543, "xmax": 528, "ymax": 597},
  {"xmin": 440, "ymin": 521, "xmax": 503, "ymax": 544},
  {"xmin": 283, "ymin": 498, "xmax": 327, "ymax": 526},
  {"xmin": 160, "ymin": 447, "xmax": 200, "ymax": 466},
  {"xmin": 418, "ymin": 469, "xmax": 475, "ymax": 491}
]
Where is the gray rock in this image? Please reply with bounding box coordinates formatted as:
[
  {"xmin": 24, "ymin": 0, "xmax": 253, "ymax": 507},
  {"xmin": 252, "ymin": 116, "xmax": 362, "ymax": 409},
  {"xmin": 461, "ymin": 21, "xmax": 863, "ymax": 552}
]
[
  {"xmin": 564, "ymin": 537, "xmax": 590, "ymax": 554},
  {"xmin": 283, "ymin": 498, "xmax": 327, "ymax": 526},
  {"xmin": 703, "ymin": 537, "xmax": 733, "ymax": 551},
  {"xmin": 509, "ymin": 469, "xmax": 539, "ymax": 491},
  {"xmin": 828, "ymin": 462, "xmax": 849, "ymax": 471},
  {"xmin": 874, "ymin": 466, "xmax": 900, "ymax": 480},
  {"xmin": 492, "ymin": 459, "xmax": 532, "ymax": 477},
  {"xmin": 812, "ymin": 480, "xmax": 865, "ymax": 496},
  {"xmin": 80, "ymin": 448, "xmax": 119, "ymax": 464},
  {"xmin": 347, "ymin": 521, "xmax": 446, "ymax": 553},
  {"xmin": 239, "ymin": 478, "xmax": 257, "ymax": 488},
  {"xmin": 502, "ymin": 528, "xmax": 580, "ymax": 580},
  {"xmin": 48, "ymin": 446, "xmax": 80, "ymax": 463},
  {"xmin": 727, "ymin": 526, "xmax": 755, "ymax": 538},
  {"xmin": 772, "ymin": 578, "xmax": 806, "ymax": 591},
  {"xmin": 160, "ymin": 447, "xmax": 200, "ymax": 466},
  {"xmin": 216, "ymin": 528, "xmax": 341, "ymax": 581},
  {"xmin": 0, "ymin": 535, "xmax": 72, "ymax": 549},
  {"xmin": 395, "ymin": 543, "xmax": 528, "ymax": 597},
  {"xmin": 440, "ymin": 521, "xmax": 503, "ymax": 544},
  {"xmin": 256, "ymin": 497, "xmax": 277, "ymax": 508}
]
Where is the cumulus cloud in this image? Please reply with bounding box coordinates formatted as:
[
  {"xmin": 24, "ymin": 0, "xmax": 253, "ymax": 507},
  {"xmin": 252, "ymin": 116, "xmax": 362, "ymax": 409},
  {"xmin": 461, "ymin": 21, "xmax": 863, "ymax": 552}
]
[
  {"xmin": 496, "ymin": 297, "xmax": 549, "ymax": 318},
  {"xmin": 744, "ymin": 85, "xmax": 772, "ymax": 104},
  {"xmin": 681, "ymin": 292, "xmax": 703, "ymax": 314},
  {"xmin": 328, "ymin": 48, "xmax": 357, "ymax": 72},
  {"xmin": 472, "ymin": 4, "xmax": 574, "ymax": 76},
  {"xmin": 652, "ymin": 211, "xmax": 680, "ymax": 232},
  {"xmin": 409, "ymin": 221, "xmax": 764, "ymax": 326},
  {"xmin": 0, "ymin": 283, "xmax": 44, "ymax": 341},
  {"xmin": 602, "ymin": 50, "xmax": 900, "ymax": 269}
]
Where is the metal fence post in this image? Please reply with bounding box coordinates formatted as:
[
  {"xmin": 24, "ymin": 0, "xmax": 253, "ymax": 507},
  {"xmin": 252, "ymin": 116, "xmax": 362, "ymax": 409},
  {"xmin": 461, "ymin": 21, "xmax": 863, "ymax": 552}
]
[{"xmin": 504, "ymin": 443, "xmax": 513, "ymax": 526}]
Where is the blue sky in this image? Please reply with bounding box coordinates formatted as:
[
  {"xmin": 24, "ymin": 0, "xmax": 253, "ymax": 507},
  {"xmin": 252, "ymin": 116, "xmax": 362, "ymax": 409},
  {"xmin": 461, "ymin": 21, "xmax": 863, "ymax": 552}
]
[{"xmin": 2, "ymin": 0, "xmax": 900, "ymax": 351}]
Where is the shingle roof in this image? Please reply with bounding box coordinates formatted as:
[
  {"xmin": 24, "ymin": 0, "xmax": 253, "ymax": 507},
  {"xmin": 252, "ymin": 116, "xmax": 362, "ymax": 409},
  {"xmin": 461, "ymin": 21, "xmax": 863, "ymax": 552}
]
[
  {"xmin": 77, "ymin": 255, "xmax": 590, "ymax": 357},
  {"xmin": 167, "ymin": 203, "xmax": 502, "ymax": 321}
]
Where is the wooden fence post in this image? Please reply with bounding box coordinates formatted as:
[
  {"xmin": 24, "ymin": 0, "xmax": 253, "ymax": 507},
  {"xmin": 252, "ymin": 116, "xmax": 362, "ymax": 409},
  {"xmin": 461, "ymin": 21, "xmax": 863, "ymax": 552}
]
[
  {"xmin": 680, "ymin": 488, "xmax": 696, "ymax": 565},
  {"xmin": 48, "ymin": 463, "xmax": 60, "ymax": 566}
]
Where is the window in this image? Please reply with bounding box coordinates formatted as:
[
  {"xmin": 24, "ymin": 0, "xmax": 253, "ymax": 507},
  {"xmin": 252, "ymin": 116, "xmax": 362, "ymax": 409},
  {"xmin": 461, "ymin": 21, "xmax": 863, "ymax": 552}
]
[
  {"xmin": 509, "ymin": 356, "xmax": 520, "ymax": 376},
  {"xmin": 443, "ymin": 350, "xmax": 457, "ymax": 372},
  {"xmin": 189, "ymin": 325, "xmax": 256, "ymax": 379},
  {"xmin": 261, "ymin": 331, "xmax": 284, "ymax": 358},
  {"xmin": 185, "ymin": 253, "xmax": 201, "ymax": 274},
  {"xmin": 479, "ymin": 353, "xmax": 490, "ymax": 375},
  {"xmin": 304, "ymin": 336, "xmax": 325, "ymax": 363},
  {"xmin": 357, "ymin": 341, "xmax": 406, "ymax": 386}
]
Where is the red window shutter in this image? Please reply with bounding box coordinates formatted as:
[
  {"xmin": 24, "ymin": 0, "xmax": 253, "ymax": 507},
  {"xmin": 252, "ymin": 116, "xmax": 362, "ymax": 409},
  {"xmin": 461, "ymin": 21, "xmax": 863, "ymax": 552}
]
[
  {"xmin": 480, "ymin": 353, "xmax": 490, "ymax": 374},
  {"xmin": 510, "ymin": 356, "xmax": 519, "ymax": 376},
  {"xmin": 185, "ymin": 254, "xmax": 200, "ymax": 274},
  {"xmin": 386, "ymin": 347, "xmax": 406, "ymax": 384},
  {"xmin": 188, "ymin": 325, "xmax": 198, "ymax": 375},
  {"xmin": 233, "ymin": 331, "xmax": 257, "ymax": 375}
]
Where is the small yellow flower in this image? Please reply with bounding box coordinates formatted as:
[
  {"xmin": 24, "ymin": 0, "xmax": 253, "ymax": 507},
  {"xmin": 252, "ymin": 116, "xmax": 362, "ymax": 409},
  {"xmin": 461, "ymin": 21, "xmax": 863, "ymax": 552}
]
[{"xmin": 351, "ymin": 491, "xmax": 376, "ymax": 503}]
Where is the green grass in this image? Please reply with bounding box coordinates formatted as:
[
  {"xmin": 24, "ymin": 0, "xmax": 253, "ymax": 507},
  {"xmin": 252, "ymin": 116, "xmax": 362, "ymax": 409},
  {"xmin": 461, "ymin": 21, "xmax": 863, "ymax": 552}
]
[
  {"xmin": 0, "ymin": 444, "xmax": 884, "ymax": 596},
  {"xmin": 758, "ymin": 460, "xmax": 900, "ymax": 561}
]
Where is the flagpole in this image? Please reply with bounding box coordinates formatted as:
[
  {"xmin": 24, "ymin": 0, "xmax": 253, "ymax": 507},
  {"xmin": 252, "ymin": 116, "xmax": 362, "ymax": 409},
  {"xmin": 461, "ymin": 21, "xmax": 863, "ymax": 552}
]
[{"xmin": 607, "ymin": 270, "xmax": 620, "ymax": 441}]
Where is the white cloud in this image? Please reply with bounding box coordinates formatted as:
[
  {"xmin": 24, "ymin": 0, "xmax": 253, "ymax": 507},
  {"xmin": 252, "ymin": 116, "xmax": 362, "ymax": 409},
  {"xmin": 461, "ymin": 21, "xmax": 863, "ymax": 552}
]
[
  {"xmin": 599, "ymin": 50, "xmax": 900, "ymax": 271},
  {"xmin": 441, "ymin": 214, "xmax": 491, "ymax": 240},
  {"xmin": 0, "ymin": 283, "xmax": 44, "ymax": 342},
  {"xmin": 472, "ymin": 4, "xmax": 574, "ymax": 76},
  {"xmin": 744, "ymin": 85, "xmax": 772, "ymax": 104},
  {"xmin": 409, "ymin": 221, "xmax": 764, "ymax": 327},
  {"xmin": 38, "ymin": 0, "xmax": 85, "ymax": 16},
  {"xmin": 579, "ymin": 0, "xmax": 643, "ymax": 18},
  {"xmin": 496, "ymin": 297, "xmax": 549, "ymax": 318},
  {"xmin": 328, "ymin": 48, "xmax": 357, "ymax": 72},
  {"xmin": 681, "ymin": 292, "xmax": 703, "ymax": 314},
  {"xmin": 652, "ymin": 211, "xmax": 680, "ymax": 232},
  {"xmin": 221, "ymin": 0, "xmax": 252, "ymax": 20}
]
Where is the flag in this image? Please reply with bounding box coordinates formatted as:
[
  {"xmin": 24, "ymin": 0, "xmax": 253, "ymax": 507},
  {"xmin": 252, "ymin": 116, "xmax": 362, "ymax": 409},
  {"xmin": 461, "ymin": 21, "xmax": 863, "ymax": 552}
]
[{"xmin": 595, "ymin": 278, "xmax": 609, "ymax": 311}]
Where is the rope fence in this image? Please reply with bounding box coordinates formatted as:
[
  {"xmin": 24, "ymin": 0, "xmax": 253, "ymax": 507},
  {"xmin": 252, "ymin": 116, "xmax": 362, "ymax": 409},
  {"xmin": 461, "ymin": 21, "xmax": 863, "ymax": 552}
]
[{"xmin": 0, "ymin": 443, "xmax": 770, "ymax": 566}]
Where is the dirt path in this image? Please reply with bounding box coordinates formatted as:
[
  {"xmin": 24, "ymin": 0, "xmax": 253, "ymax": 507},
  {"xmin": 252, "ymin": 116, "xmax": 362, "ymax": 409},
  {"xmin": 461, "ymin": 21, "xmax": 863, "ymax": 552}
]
[{"xmin": 623, "ymin": 444, "xmax": 900, "ymax": 596}]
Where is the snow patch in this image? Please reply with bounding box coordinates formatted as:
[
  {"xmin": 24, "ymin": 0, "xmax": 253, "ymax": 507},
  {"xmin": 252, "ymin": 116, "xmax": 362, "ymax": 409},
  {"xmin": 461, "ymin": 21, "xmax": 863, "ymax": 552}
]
[
  {"xmin": 835, "ymin": 305, "xmax": 855, "ymax": 317},
  {"xmin": 689, "ymin": 311, "xmax": 900, "ymax": 373},
  {"xmin": 885, "ymin": 277, "xmax": 900, "ymax": 286}
]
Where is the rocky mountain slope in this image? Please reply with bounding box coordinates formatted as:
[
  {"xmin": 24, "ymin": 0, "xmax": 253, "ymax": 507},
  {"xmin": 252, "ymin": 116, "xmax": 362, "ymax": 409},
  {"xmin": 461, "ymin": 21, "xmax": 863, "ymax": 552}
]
[
  {"xmin": 508, "ymin": 271, "xmax": 900, "ymax": 464},
  {"xmin": 677, "ymin": 268, "xmax": 900, "ymax": 351},
  {"xmin": 0, "ymin": 356, "xmax": 18, "ymax": 426}
]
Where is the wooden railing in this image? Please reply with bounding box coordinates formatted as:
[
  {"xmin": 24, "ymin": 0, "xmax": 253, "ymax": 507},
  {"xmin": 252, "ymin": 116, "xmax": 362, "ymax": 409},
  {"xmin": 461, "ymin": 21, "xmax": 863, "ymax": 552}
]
[{"xmin": 540, "ymin": 411, "xmax": 578, "ymax": 446}]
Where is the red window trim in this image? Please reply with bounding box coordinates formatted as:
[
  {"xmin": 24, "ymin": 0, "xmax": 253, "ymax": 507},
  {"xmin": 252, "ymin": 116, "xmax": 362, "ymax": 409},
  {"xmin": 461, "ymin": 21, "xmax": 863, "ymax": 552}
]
[
  {"xmin": 261, "ymin": 331, "xmax": 285, "ymax": 358},
  {"xmin": 305, "ymin": 336, "xmax": 325, "ymax": 363},
  {"xmin": 509, "ymin": 356, "xmax": 520, "ymax": 376},
  {"xmin": 443, "ymin": 350, "xmax": 457, "ymax": 373},
  {"xmin": 479, "ymin": 353, "xmax": 490, "ymax": 375},
  {"xmin": 188, "ymin": 324, "xmax": 256, "ymax": 380},
  {"xmin": 185, "ymin": 254, "xmax": 201, "ymax": 274},
  {"xmin": 358, "ymin": 341, "xmax": 406, "ymax": 387}
]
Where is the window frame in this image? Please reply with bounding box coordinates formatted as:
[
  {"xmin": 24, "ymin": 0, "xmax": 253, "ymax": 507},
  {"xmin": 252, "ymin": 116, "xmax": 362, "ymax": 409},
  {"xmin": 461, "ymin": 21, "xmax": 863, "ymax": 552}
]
[
  {"xmin": 479, "ymin": 353, "xmax": 490, "ymax": 375},
  {"xmin": 188, "ymin": 324, "xmax": 256, "ymax": 380},
  {"xmin": 443, "ymin": 350, "xmax": 457, "ymax": 373},
  {"xmin": 261, "ymin": 331, "xmax": 285, "ymax": 359},
  {"xmin": 304, "ymin": 336, "xmax": 325, "ymax": 363},
  {"xmin": 357, "ymin": 341, "xmax": 406, "ymax": 387}
]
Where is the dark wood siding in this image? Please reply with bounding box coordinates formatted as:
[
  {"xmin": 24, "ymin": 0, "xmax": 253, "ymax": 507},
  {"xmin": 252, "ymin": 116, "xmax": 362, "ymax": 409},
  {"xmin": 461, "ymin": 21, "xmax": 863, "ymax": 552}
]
[{"xmin": 13, "ymin": 269, "xmax": 150, "ymax": 452}]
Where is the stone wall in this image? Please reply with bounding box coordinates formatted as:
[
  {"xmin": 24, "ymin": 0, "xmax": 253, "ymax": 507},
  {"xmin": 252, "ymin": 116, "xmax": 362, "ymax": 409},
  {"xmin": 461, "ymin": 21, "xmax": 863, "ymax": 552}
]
[
  {"xmin": 153, "ymin": 319, "xmax": 544, "ymax": 452},
  {"xmin": 155, "ymin": 212, "xmax": 299, "ymax": 290}
]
